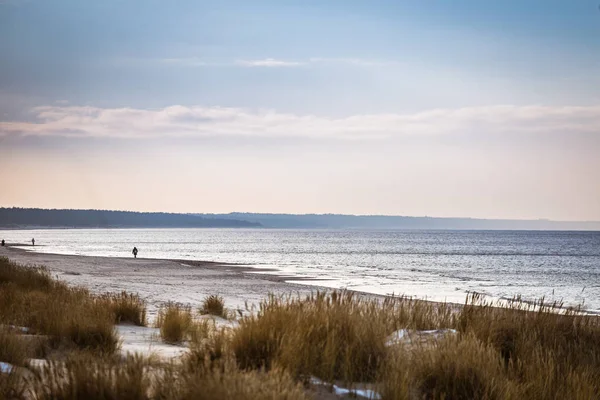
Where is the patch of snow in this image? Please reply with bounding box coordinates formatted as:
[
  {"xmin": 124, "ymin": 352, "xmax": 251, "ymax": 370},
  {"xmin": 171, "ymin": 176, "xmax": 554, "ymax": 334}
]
[
  {"xmin": 10, "ymin": 325, "xmax": 30, "ymax": 333},
  {"xmin": 1, "ymin": 325, "xmax": 30, "ymax": 333},
  {"xmin": 0, "ymin": 362, "xmax": 13, "ymax": 374},
  {"xmin": 333, "ymin": 385, "xmax": 381, "ymax": 399},
  {"xmin": 386, "ymin": 328, "xmax": 458, "ymax": 346},
  {"xmin": 310, "ymin": 376, "xmax": 381, "ymax": 399},
  {"xmin": 116, "ymin": 324, "xmax": 188, "ymax": 359},
  {"xmin": 310, "ymin": 376, "xmax": 325, "ymax": 386}
]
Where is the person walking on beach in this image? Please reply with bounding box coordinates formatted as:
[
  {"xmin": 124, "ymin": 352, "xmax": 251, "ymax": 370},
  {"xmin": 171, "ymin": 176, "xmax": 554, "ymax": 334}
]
[
  {"xmin": 132, "ymin": 246, "xmax": 138, "ymax": 259},
  {"xmin": 1, "ymin": 239, "xmax": 5, "ymax": 246},
  {"xmin": 32, "ymin": 238, "xmax": 35, "ymax": 246}
]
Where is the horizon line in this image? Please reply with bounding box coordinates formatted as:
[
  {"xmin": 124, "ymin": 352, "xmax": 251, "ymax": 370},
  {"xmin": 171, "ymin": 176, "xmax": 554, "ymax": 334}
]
[{"xmin": 2, "ymin": 206, "xmax": 599, "ymax": 224}]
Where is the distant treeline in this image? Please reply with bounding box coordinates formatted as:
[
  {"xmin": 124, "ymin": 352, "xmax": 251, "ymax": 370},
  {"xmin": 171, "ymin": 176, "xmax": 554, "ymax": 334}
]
[
  {"xmin": 0, "ymin": 208, "xmax": 261, "ymax": 228},
  {"xmin": 198, "ymin": 212, "xmax": 600, "ymax": 231}
]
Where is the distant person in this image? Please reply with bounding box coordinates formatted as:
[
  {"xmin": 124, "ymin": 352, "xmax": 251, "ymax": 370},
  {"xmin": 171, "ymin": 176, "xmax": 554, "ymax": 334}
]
[
  {"xmin": 132, "ymin": 246, "xmax": 138, "ymax": 259},
  {"xmin": 32, "ymin": 238, "xmax": 35, "ymax": 246},
  {"xmin": 1, "ymin": 239, "xmax": 5, "ymax": 246}
]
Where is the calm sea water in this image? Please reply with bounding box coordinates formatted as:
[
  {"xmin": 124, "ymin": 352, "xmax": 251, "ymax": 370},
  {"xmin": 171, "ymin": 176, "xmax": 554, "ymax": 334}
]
[{"xmin": 2, "ymin": 228, "xmax": 599, "ymax": 313}]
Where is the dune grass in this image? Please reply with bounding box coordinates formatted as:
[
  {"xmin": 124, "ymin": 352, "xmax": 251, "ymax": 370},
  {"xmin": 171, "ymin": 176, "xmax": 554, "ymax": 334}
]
[
  {"xmin": 454, "ymin": 293, "xmax": 600, "ymax": 399},
  {"xmin": 0, "ymin": 258, "xmax": 119, "ymax": 354},
  {"xmin": 0, "ymin": 257, "xmax": 55, "ymax": 291},
  {"xmin": 228, "ymin": 290, "xmax": 600, "ymax": 399},
  {"xmin": 31, "ymin": 353, "xmax": 151, "ymax": 400},
  {"xmin": 381, "ymin": 334, "xmax": 516, "ymax": 400},
  {"xmin": 231, "ymin": 291, "xmax": 455, "ymax": 383},
  {"xmin": 155, "ymin": 361, "xmax": 309, "ymax": 400},
  {"xmin": 155, "ymin": 302, "xmax": 193, "ymax": 344},
  {"xmin": 199, "ymin": 294, "xmax": 227, "ymax": 319},
  {"xmin": 100, "ymin": 291, "xmax": 147, "ymax": 326},
  {"xmin": 378, "ymin": 293, "xmax": 600, "ymax": 399},
  {"xmin": 0, "ymin": 328, "xmax": 32, "ymax": 367},
  {"xmin": 0, "ymin": 370, "xmax": 28, "ymax": 400},
  {"xmin": 27, "ymin": 352, "xmax": 308, "ymax": 400}
]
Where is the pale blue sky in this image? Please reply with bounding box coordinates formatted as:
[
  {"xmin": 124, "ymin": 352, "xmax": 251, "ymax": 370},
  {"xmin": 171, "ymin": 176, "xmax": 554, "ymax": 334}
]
[{"xmin": 1, "ymin": 1, "xmax": 599, "ymax": 219}]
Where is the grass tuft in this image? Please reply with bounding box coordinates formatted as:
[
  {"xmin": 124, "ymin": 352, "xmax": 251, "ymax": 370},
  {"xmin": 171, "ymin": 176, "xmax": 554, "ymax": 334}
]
[
  {"xmin": 381, "ymin": 334, "xmax": 514, "ymax": 400},
  {"xmin": 156, "ymin": 302, "xmax": 193, "ymax": 344},
  {"xmin": 100, "ymin": 291, "xmax": 147, "ymax": 326},
  {"xmin": 199, "ymin": 295, "xmax": 227, "ymax": 319},
  {"xmin": 0, "ymin": 328, "xmax": 31, "ymax": 366}
]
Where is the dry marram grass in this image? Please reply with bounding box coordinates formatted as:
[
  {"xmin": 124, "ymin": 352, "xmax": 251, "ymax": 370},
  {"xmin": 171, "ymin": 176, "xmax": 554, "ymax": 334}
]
[
  {"xmin": 100, "ymin": 291, "xmax": 147, "ymax": 326},
  {"xmin": 155, "ymin": 302, "xmax": 193, "ymax": 344},
  {"xmin": 199, "ymin": 294, "xmax": 227, "ymax": 318},
  {"xmin": 0, "ymin": 257, "xmax": 119, "ymax": 354}
]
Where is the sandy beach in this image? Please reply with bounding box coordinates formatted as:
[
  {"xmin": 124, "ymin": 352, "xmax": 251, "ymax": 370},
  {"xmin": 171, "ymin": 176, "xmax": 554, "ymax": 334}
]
[{"xmin": 0, "ymin": 244, "xmax": 315, "ymax": 323}]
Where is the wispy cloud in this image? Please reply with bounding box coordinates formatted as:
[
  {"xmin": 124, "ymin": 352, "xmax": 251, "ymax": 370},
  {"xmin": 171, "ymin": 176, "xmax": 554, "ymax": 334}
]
[
  {"xmin": 130, "ymin": 57, "xmax": 397, "ymax": 68},
  {"xmin": 235, "ymin": 58, "xmax": 305, "ymax": 67},
  {"xmin": 2, "ymin": 105, "xmax": 599, "ymax": 140}
]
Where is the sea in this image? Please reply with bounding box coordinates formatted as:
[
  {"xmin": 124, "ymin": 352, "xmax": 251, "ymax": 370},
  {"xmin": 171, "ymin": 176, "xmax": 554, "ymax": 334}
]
[{"xmin": 2, "ymin": 228, "xmax": 599, "ymax": 313}]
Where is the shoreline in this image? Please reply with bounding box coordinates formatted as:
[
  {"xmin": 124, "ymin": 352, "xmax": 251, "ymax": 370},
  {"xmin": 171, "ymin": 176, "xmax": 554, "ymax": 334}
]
[
  {"xmin": 0, "ymin": 244, "xmax": 469, "ymax": 318},
  {"xmin": 0, "ymin": 244, "xmax": 322, "ymax": 322},
  {"xmin": 2, "ymin": 243, "xmax": 335, "ymax": 284}
]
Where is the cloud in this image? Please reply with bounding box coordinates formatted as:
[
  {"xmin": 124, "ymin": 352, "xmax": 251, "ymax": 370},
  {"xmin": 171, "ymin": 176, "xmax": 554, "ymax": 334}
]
[
  {"xmin": 123, "ymin": 57, "xmax": 397, "ymax": 69},
  {"xmin": 235, "ymin": 58, "xmax": 305, "ymax": 67},
  {"xmin": 1, "ymin": 104, "xmax": 600, "ymax": 140},
  {"xmin": 234, "ymin": 57, "xmax": 395, "ymax": 68}
]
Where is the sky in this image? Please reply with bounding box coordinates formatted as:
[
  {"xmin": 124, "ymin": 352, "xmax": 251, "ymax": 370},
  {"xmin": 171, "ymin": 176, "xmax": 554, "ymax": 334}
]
[{"xmin": 1, "ymin": 0, "xmax": 599, "ymax": 221}]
